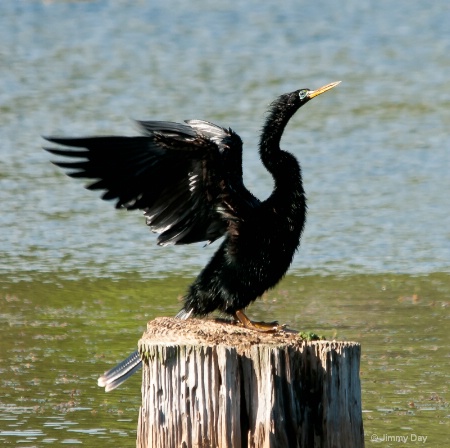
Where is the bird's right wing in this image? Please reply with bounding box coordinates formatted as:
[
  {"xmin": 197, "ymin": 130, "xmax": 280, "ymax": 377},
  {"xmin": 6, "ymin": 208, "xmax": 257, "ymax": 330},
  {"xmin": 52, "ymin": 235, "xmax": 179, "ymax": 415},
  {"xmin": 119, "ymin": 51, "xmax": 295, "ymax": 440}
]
[{"xmin": 44, "ymin": 120, "xmax": 259, "ymax": 246}]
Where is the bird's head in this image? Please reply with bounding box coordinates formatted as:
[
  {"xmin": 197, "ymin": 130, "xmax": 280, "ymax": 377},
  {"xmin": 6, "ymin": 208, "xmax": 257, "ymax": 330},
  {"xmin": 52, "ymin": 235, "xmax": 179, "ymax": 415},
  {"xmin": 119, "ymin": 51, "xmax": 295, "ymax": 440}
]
[
  {"xmin": 262, "ymin": 80, "xmax": 341, "ymax": 148},
  {"xmin": 293, "ymin": 80, "xmax": 341, "ymax": 108},
  {"xmin": 267, "ymin": 81, "xmax": 341, "ymax": 126}
]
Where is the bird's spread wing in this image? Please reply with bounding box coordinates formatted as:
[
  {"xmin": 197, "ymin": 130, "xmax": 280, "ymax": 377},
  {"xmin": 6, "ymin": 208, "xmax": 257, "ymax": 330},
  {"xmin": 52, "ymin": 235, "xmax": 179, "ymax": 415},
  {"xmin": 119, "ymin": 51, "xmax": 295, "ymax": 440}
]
[{"xmin": 44, "ymin": 120, "xmax": 259, "ymax": 246}]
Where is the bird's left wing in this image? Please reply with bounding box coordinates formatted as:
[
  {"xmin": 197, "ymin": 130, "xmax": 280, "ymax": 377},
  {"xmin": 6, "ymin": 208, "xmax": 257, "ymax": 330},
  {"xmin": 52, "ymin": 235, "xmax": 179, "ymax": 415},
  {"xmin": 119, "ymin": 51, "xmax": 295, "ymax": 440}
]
[{"xmin": 44, "ymin": 119, "xmax": 258, "ymax": 246}]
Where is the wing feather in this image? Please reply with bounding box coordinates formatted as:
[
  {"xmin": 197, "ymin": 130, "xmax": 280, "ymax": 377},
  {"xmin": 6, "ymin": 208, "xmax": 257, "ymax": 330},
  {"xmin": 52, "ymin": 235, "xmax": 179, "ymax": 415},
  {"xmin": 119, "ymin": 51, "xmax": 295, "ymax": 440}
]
[{"xmin": 44, "ymin": 120, "xmax": 259, "ymax": 246}]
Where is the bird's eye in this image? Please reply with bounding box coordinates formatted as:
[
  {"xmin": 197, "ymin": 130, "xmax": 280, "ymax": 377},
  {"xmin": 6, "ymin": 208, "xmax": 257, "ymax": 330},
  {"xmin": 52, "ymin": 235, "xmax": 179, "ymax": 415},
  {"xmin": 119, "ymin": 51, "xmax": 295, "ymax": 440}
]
[{"xmin": 299, "ymin": 90, "xmax": 309, "ymax": 100}]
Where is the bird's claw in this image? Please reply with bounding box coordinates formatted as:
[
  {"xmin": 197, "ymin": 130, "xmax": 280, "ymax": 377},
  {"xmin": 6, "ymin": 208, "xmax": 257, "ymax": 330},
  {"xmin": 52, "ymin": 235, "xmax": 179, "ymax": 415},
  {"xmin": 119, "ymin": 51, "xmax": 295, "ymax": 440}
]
[{"xmin": 234, "ymin": 310, "xmax": 284, "ymax": 333}]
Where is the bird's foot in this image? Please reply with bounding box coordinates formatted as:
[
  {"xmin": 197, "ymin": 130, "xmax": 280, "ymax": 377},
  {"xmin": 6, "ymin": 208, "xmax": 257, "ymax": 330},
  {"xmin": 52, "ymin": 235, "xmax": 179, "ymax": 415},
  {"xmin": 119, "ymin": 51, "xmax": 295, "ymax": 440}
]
[{"xmin": 234, "ymin": 309, "xmax": 282, "ymax": 333}]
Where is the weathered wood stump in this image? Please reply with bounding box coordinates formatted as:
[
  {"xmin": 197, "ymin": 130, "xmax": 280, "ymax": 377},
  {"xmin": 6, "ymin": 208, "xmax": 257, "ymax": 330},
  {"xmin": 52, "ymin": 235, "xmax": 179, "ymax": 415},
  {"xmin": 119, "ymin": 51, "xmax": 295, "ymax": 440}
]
[{"xmin": 137, "ymin": 317, "xmax": 364, "ymax": 448}]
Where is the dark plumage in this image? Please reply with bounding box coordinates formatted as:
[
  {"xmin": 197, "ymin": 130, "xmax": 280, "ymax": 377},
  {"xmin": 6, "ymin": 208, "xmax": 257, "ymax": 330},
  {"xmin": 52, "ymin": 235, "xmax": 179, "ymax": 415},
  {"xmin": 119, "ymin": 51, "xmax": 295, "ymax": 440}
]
[{"xmin": 44, "ymin": 81, "xmax": 340, "ymax": 391}]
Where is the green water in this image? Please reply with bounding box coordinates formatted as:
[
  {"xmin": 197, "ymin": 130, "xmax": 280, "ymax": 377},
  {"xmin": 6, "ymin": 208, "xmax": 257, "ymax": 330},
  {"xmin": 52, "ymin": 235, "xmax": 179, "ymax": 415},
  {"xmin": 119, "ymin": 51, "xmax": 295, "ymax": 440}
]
[{"xmin": 1, "ymin": 273, "xmax": 448, "ymax": 446}]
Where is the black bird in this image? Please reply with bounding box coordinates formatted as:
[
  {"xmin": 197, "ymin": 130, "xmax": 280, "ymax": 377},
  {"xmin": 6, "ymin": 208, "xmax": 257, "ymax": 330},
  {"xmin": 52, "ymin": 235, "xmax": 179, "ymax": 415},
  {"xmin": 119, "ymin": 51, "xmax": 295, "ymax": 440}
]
[{"xmin": 44, "ymin": 81, "xmax": 340, "ymax": 391}]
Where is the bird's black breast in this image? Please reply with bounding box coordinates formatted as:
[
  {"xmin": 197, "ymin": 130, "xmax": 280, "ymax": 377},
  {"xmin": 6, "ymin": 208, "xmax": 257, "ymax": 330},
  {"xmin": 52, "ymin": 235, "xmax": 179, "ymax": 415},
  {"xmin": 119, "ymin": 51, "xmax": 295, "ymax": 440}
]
[
  {"xmin": 185, "ymin": 203, "xmax": 304, "ymax": 316},
  {"xmin": 229, "ymin": 208, "xmax": 302, "ymax": 280}
]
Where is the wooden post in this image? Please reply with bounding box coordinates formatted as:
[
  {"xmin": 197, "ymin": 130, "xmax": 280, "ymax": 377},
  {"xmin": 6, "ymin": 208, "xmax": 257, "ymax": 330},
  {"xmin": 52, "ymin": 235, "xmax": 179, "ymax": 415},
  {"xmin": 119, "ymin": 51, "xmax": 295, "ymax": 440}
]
[{"xmin": 137, "ymin": 317, "xmax": 364, "ymax": 448}]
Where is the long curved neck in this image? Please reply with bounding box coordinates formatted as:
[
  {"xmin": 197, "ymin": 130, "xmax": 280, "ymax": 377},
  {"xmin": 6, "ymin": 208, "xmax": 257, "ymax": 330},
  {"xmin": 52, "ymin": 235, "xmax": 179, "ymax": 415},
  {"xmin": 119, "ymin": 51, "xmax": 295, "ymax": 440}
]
[
  {"xmin": 259, "ymin": 101, "xmax": 304, "ymax": 206},
  {"xmin": 259, "ymin": 104, "xmax": 294, "ymax": 171}
]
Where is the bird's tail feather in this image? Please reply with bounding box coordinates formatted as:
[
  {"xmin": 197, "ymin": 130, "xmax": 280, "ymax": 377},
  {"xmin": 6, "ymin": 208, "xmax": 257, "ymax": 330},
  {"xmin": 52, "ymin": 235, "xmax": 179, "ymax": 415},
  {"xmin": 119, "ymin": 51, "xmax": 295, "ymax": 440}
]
[
  {"xmin": 175, "ymin": 307, "xmax": 193, "ymax": 320},
  {"xmin": 97, "ymin": 309, "xmax": 193, "ymax": 392},
  {"xmin": 97, "ymin": 350, "xmax": 142, "ymax": 392}
]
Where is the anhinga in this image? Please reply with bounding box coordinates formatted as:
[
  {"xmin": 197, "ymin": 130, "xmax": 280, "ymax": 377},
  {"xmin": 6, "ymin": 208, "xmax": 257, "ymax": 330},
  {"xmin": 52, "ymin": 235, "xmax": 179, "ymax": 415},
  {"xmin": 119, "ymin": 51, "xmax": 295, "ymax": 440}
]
[{"xmin": 45, "ymin": 81, "xmax": 340, "ymax": 391}]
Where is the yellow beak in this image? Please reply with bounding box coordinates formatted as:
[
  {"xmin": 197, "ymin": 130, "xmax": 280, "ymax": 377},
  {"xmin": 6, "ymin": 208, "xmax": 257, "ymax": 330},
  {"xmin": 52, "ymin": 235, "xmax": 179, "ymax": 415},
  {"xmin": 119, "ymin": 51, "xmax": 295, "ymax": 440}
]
[{"xmin": 308, "ymin": 81, "xmax": 341, "ymax": 99}]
